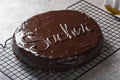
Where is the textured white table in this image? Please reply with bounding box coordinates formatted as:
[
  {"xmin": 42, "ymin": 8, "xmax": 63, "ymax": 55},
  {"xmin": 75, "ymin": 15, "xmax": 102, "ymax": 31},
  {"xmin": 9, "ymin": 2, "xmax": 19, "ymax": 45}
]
[{"xmin": 0, "ymin": 0, "xmax": 120, "ymax": 80}]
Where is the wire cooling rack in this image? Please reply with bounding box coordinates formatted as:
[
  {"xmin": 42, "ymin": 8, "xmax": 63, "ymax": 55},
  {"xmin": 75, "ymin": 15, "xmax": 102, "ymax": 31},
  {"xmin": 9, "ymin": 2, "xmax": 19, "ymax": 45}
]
[{"xmin": 0, "ymin": 0, "xmax": 120, "ymax": 80}]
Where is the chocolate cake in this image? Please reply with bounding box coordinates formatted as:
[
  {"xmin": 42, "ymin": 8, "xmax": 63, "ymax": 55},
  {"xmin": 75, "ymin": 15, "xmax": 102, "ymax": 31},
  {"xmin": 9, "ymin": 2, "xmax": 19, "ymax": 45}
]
[{"xmin": 12, "ymin": 10, "xmax": 103, "ymax": 71}]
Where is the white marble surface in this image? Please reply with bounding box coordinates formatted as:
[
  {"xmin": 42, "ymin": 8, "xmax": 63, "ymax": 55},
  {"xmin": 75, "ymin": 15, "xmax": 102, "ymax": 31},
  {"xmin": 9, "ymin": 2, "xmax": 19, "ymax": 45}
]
[{"xmin": 0, "ymin": 0, "xmax": 120, "ymax": 80}]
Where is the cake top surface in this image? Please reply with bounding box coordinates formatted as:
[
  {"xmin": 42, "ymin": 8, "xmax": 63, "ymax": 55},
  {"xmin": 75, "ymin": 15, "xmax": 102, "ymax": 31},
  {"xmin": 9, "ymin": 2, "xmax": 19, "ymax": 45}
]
[{"xmin": 13, "ymin": 10, "xmax": 102, "ymax": 58}]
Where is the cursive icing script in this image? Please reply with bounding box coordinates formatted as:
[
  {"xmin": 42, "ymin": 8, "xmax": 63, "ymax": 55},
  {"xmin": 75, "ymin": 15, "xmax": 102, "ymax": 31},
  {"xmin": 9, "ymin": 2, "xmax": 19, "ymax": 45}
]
[{"xmin": 26, "ymin": 24, "xmax": 92, "ymax": 52}]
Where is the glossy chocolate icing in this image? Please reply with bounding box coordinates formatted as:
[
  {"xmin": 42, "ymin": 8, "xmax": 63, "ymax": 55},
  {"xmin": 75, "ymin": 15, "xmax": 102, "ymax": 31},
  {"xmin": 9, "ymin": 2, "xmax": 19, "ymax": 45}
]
[{"xmin": 13, "ymin": 10, "xmax": 103, "ymax": 70}]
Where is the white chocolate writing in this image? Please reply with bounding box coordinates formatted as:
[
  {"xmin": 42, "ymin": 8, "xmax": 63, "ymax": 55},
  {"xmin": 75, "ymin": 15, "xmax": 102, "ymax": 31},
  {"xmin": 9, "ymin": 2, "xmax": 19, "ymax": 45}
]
[{"xmin": 25, "ymin": 24, "xmax": 92, "ymax": 52}]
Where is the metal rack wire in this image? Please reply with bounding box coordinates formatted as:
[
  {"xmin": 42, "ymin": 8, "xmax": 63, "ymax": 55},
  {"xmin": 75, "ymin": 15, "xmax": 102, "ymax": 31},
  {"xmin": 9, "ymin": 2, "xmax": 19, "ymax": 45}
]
[{"xmin": 0, "ymin": 0, "xmax": 120, "ymax": 80}]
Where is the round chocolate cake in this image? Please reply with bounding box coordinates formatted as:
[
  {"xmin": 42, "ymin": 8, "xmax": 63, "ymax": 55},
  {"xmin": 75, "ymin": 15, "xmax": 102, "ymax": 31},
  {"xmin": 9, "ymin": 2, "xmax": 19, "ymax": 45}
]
[{"xmin": 13, "ymin": 10, "xmax": 103, "ymax": 71}]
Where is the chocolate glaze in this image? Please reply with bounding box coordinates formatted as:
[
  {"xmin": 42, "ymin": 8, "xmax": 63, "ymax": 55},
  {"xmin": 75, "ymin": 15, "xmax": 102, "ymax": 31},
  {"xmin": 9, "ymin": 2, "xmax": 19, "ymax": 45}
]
[{"xmin": 13, "ymin": 10, "xmax": 103, "ymax": 71}]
